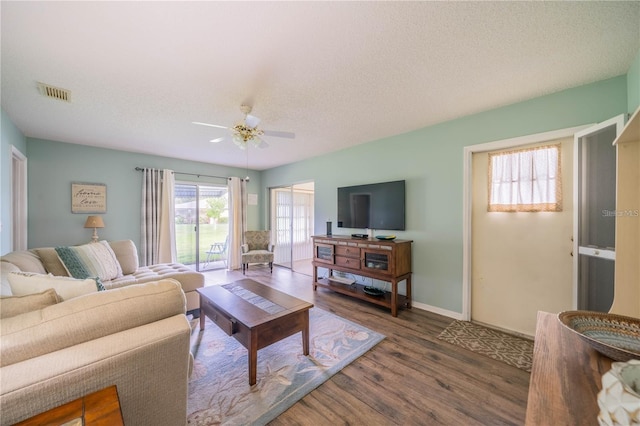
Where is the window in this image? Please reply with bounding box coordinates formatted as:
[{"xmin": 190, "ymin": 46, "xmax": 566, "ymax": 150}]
[{"xmin": 488, "ymin": 144, "xmax": 562, "ymax": 212}]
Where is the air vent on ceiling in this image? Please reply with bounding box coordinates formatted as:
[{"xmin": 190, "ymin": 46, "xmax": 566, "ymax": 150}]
[{"xmin": 37, "ymin": 82, "xmax": 71, "ymax": 102}]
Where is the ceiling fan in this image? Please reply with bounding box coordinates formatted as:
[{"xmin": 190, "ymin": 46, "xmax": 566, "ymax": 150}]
[{"xmin": 193, "ymin": 104, "xmax": 295, "ymax": 150}]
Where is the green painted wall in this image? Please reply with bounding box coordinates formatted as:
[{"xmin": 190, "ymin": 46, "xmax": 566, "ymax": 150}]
[
  {"xmin": 263, "ymin": 75, "xmax": 629, "ymax": 315},
  {"xmin": 24, "ymin": 139, "xmax": 262, "ymax": 250},
  {"xmin": 2, "ymin": 49, "xmax": 638, "ymax": 313},
  {"xmin": 1, "ymin": 109, "xmax": 27, "ymax": 253},
  {"xmin": 628, "ymin": 49, "xmax": 640, "ymax": 113}
]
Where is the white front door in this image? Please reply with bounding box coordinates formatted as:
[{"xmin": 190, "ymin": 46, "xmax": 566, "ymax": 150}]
[
  {"xmin": 470, "ymin": 137, "xmax": 574, "ymax": 337},
  {"xmin": 462, "ymin": 125, "xmax": 588, "ymax": 336}
]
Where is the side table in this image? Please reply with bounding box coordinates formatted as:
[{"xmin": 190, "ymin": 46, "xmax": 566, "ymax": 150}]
[
  {"xmin": 14, "ymin": 385, "xmax": 124, "ymax": 426},
  {"xmin": 525, "ymin": 311, "xmax": 613, "ymax": 425}
]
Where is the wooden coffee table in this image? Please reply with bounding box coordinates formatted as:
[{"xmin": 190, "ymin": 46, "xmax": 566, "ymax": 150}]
[{"xmin": 197, "ymin": 279, "xmax": 314, "ymax": 385}]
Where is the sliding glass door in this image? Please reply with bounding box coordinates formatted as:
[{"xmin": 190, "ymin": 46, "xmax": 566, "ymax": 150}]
[{"xmin": 174, "ymin": 183, "xmax": 229, "ymax": 271}]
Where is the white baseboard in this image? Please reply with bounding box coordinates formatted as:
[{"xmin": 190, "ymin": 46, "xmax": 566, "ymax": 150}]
[{"xmin": 411, "ymin": 301, "xmax": 464, "ymax": 321}]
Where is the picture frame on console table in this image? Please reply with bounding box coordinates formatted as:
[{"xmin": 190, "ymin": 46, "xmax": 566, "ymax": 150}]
[{"xmin": 71, "ymin": 182, "xmax": 107, "ymax": 214}]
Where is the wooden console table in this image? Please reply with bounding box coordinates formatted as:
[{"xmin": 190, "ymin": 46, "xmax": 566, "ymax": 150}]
[
  {"xmin": 525, "ymin": 311, "xmax": 613, "ymax": 425},
  {"xmin": 15, "ymin": 385, "xmax": 124, "ymax": 426},
  {"xmin": 312, "ymin": 235, "xmax": 412, "ymax": 317}
]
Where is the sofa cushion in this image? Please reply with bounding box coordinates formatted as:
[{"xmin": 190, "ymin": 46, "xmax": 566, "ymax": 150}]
[
  {"xmin": 108, "ymin": 263, "xmax": 203, "ymax": 293},
  {"xmin": 34, "ymin": 247, "xmax": 70, "ymax": 276},
  {"xmin": 0, "ymin": 279, "xmax": 186, "ymax": 367},
  {"xmin": 0, "ymin": 250, "xmax": 47, "ymax": 275},
  {"xmin": 8, "ymin": 272, "xmax": 103, "ymax": 301},
  {"xmin": 55, "ymin": 241, "xmax": 123, "ymax": 281},
  {"xmin": 108, "ymin": 240, "xmax": 139, "ymax": 275},
  {"xmin": 0, "ymin": 289, "xmax": 61, "ymax": 319},
  {"xmin": 1, "ymin": 261, "xmax": 21, "ymax": 296}
]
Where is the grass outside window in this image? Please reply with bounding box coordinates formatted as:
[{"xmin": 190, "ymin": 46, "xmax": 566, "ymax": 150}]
[{"xmin": 175, "ymin": 223, "xmax": 229, "ymax": 265}]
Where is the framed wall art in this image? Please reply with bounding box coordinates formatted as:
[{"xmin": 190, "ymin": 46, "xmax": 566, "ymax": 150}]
[{"xmin": 71, "ymin": 182, "xmax": 107, "ymax": 213}]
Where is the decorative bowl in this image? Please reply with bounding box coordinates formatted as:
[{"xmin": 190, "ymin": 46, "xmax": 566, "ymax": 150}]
[
  {"xmin": 558, "ymin": 311, "xmax": 640, "ymax": 361},
  {"xmin": 363, "ymin": 286, "xmax": 385, "ymax": 296}
]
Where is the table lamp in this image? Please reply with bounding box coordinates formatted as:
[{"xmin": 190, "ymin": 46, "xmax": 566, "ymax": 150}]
[{"xmin": 84, "ymin": 215, "xmax": 105, "ymax": 243}]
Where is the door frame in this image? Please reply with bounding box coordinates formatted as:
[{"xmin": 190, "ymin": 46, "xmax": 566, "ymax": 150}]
[
  {"xmin": 572, "ymin": 114, "xmax": 626, "ymax": 309},
  {"xmin": 462, "ymin": 125, "xmax": 591, "ymax": 321},
  {"xmin": 11, "ymin": 146, "xmax": 28, "ymax": 251}
]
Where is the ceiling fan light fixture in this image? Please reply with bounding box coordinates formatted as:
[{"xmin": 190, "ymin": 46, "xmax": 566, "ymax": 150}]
[
  {"xmin": 232, "ymin": 123, "xmax": 264, "ymax": 143},
  {"xmin": 232, "ymin": 133, "xmax": 249, "ymax": 149},
  {"xmin": 193, "ymin": 103, "xmax": 292, "ymax": 151}
]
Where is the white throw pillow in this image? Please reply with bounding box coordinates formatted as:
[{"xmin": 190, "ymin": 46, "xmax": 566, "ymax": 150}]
[
  {"xmin": 0, "ymin": 262, "xmax": 21, "ymax": 296},
  {"xmin": 8, "ymin": 272, "xmax": 102, "ymax": 301},
  {"xmin": 55, "ymin": 241, "xmax": 123, "ymax": 281}
]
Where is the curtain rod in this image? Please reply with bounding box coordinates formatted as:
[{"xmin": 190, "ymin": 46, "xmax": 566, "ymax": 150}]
[{"xmin": 134, "ymin": 167, "xmax": 230, "ymax": 180}]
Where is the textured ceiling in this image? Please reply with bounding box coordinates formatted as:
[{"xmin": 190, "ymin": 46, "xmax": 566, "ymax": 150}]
[{"xmin": 2, "ymin": 1, "xmax": 639, "ymax": 170}]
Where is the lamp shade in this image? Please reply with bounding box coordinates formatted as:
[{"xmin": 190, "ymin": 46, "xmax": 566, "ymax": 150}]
[{"xmin": 84, "ymin": 215, "xmax": 105, "ymax": 229}]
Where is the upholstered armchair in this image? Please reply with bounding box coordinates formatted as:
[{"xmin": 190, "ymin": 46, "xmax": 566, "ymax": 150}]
[{"xmin": 241, "ymin": 230, "xmax": 274, "ymax": 274}]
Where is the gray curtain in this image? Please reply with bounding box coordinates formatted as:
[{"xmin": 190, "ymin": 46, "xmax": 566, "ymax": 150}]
[
  {"xmin": 141, "ymin": 168, "xmax": 176, "ymax": 266},
  {"xmin": 227, "ymin": 177, "xmax": 247, "ymax": 270}
]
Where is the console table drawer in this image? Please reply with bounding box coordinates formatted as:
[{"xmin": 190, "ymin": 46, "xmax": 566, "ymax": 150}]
[
  {"xmin": 201, "ymin": 298, "xmax": 236, "ymax": 335},
  {"xmin": 335, "ymin": 256, "xmax": 361, "ymax": 269},
  {"xmin": 336, "ymin": 246, "xmax": 360, "ymax": 257}
]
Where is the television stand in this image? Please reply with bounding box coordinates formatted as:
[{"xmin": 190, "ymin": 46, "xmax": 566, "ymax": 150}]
[{"xmin": 312, "ymin": 235, "xmax": 412, "ymax": 317}]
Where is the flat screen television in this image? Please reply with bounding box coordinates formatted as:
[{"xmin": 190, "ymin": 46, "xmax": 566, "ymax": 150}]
[{"xmin": 337, "ymin": 180, "xmax": 405, "ymax": 231}]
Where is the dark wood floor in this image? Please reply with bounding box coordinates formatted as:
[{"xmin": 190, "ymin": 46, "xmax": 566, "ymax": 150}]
[{"xmin": 202, "ymin": 265, "xmax": 530, "ymax": 425}]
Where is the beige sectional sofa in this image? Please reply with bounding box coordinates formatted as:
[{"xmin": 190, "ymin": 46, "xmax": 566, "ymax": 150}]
[
  {"xmin": 0, "ymin": 239, "xmax": 204, "ymax": 313},
  {"xmin": 0, "ymin": 240, "xmax": 206, "ymax": 424},
  {"xmin": 0, "ymin": 279, "xmax": 192, "ymax": 425}
]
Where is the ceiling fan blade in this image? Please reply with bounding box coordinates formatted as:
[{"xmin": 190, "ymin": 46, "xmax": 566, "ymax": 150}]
[
  {"xmin": 244, "ymin": 114, "xmax": 261, "ymax": 129},
  {"xmin": 192, "ymin": 121, "xmax": 229, "ymax": 130},
  {"xmin": 210, "ymin": 137, "xmax": 225, "ymax": 143},
  {"xmin": 254, "ymin": 137, "xmax": 269, "ymax": 149},
  {"xmin": 262, "ymin": 129, "xmax": 295, "ymax": 139}
]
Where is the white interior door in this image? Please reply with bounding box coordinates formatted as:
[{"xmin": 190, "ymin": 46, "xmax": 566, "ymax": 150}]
[
  {"xmin": 272, "ymin": 186, "xmax": 293, "ymax": 269},
  {"xmin": 573, "ymin": 115, "xmax": 625, "ymax": 312},
  {"xmin": 271, "ymin": 182, "xmax": 314, "ymax": 274}
]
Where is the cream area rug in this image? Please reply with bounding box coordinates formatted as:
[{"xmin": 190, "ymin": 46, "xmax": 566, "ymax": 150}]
[
  {"xmin": 187, "ymin": 308, "xmax": 385, "ymax": 425},
  {"xmin": 437, "ymin": 320, "xmax": 534, "ymax": 372}
]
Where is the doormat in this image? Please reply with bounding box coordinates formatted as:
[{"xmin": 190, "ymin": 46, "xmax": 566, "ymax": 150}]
[{"xmin": 437, "ymin": 320, "xmax": 534, "ymax": 372}]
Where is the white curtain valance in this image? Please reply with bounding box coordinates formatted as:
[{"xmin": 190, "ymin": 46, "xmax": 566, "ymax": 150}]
[{"xmin": 488, "ymin": 144, "xmax": 562, "ymax": 212}]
